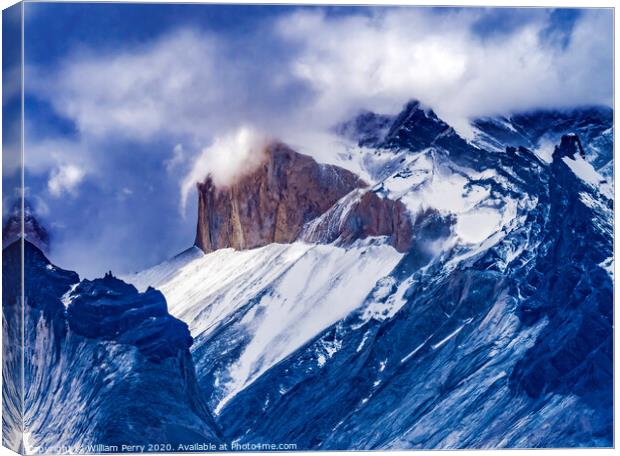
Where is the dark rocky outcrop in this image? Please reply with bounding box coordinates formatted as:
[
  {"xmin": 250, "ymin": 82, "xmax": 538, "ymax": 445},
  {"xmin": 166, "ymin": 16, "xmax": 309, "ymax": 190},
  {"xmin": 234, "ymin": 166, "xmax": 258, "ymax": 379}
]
[
  {"xmin": 333, "ymin": 110, "xmax": 393, "ymax": 147},
  {"xmin": 66, "ymin": 272, "xmax": 193, "ymax": 362},
  {"xmin": 552, "ymin": 134, "xmax": 586, "ymax": 160},
  {"xmin": 3, "ymin": 241, "xmax": 221, "ymax": 451}
]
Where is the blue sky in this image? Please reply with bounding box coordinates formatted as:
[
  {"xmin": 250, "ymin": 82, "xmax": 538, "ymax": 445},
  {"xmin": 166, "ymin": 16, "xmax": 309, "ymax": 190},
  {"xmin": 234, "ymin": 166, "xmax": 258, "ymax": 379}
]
[{"xmin": 12, "ymin": 4, "xmax": 613, "ymax": 278}]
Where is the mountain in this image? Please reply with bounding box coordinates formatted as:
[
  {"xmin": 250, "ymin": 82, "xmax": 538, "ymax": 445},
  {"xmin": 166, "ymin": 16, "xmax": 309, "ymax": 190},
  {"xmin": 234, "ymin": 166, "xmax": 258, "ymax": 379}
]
[
  {"xmin": 2, "ymin": 199, "xmax": 50, "ymax": 253},
  {"xmin": 195, "ymin": 142, "xmax": 365, "ymax": 253},
  {"xmin": 128, "ymin": 101, "xmax": 613, "ymax": 449},
  {"xmin": 471, "ymin": 106, "xmax": 613, "ymax": 181},
  {"xmin": 2, "ymin": 240, "xmax": 221, "ymax": 453},
  {"xmin": 8, "ymin": 99, "xmax": 612, "ymax": 451}
]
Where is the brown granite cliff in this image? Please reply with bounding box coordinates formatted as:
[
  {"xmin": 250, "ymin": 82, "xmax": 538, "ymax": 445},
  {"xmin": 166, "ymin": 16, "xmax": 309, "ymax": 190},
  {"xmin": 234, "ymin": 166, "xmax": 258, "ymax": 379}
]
[{"xmin": 194, "ymin": 141, "xmax": 413, "ymax": 253}]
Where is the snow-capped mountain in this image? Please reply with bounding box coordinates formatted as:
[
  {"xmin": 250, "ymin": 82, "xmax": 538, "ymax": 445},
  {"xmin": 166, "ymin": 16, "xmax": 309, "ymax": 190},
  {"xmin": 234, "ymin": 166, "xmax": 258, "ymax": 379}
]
[
  {"xmin": 3, "ymin": 199, "xmax": 50, "ymax": 253},
  {"xmin": 126, "ymin": 100, "xmax": 613, "ymax": 448},
  {"xmin": 471, "ymin": 107, "xmax": 613, "ymax": 181},
  {"xmin": 7, "ymin": 99, "xmax": 612, "ymax": 451},
  {"xmin": 2, "ymin": 241, "xmax": 221, "ymax": 453}
]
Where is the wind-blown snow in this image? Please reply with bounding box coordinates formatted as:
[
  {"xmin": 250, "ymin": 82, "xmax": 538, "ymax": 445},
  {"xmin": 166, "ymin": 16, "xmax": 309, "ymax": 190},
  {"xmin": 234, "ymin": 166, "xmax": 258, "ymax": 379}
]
[
  {"xmin": 534, "ymin": 138, "xmax": 556, "ymax": 163},
  {"xmin": 128, "ymin": 243, "xmax": 312, "ymax": 329},
  {"xmin": 562, "ymin": 155, "xmax": 612, "ymax": 199},
  {"xmin": 127, "ymin": 239, "xmax": 403, "ymax": 412},
  {"xmin": 455, "ymin": 208, "xmax": 503, "ymax": 244}
]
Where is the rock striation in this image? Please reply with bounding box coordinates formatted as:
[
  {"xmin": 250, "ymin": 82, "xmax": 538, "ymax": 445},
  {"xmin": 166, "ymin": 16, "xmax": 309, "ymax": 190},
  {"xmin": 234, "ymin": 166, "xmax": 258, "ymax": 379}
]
[{"xmin": 300, "ymin": 189, "xmax": 413, "ymax": 252}]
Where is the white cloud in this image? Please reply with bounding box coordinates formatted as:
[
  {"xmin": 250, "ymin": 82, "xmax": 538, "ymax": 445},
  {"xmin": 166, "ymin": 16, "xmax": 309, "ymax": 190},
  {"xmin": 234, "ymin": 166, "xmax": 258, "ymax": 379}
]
[
  {"xmin": 30, "ymin": 30, "xmax": 225, "ymax": 141},
  {"xmin": 180, "ymin": 126, "xmax": 270, "ymax": 210},
  {"xmin": 29, "ymin": 28, "xmax": 303, "ymax": 144},
  {"xmin": 276, "ymin": 8, "xmax": 612, "ymax": 135},
  {"xmin": 165, "ymin": 144, "xmax": 186, "ymax": 173},
  {"xmin": 48, "ymin": 164, "xmax": 85, "ymax": 197}
]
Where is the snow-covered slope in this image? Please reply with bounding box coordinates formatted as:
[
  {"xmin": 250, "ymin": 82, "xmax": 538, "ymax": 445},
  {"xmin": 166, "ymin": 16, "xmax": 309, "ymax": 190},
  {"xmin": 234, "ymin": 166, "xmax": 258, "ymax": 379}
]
[
  {"xmin": 128, "ymin": 239, "xmax": 403, "ymax": 414},
  {"xmin": 128, "ymin": 100, "xmax": 612, "ymax": 449}
]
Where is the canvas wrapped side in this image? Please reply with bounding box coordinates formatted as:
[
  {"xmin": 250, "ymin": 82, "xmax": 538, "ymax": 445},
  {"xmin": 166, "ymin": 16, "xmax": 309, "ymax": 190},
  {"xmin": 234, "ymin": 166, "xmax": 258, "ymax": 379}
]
[{"xmin": 3, "ymin": 2, "xmax": 25, "ymax": 454}]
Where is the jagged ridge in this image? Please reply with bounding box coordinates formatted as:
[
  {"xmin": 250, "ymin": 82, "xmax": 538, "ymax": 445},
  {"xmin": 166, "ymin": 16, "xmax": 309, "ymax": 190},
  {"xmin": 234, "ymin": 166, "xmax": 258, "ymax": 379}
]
[{"xmin": 3, "ymin": 241, "xmax": 221, "ymax": 452}]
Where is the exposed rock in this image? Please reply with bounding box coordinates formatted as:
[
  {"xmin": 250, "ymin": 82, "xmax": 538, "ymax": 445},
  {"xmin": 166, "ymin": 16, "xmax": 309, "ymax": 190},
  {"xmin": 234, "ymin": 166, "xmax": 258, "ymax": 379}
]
[
  {"xmin": 3, "ymin": 240, "xmax": 221, "ymax": 451},
  {"xmin": 2, "ymin": 198, "xmax": 50, "ymax": 252},
  {"xmin": 380, "ymin": 100, "xmax": 456, "ymax": 152},
  {"xmin": 66, "ymin": 272, "xmax": 193, "ymax": 362},
  {"xmin": 553, "ymin": 134, "xmax": 586, "ymax": 161},
  {"xmin": 334, "ymin": 110, "xmax": 393, "ymax": 147},
  {"xmin": 301, "ymin": 189, "xmax": 413, "ymax": 253},
  {"xmin": 195, "ymin": 142, "xmax": 367, "ymax": 253}
]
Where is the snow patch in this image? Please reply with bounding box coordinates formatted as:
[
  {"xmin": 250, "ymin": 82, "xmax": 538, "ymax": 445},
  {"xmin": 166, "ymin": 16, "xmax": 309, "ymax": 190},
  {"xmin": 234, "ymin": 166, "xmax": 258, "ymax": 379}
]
[
  {"xmin": 455, "ymin": 208, "xmax": 503, "ymax": 244},
  {"xmin": 562, "ymin": 155, "xmax": 613, "ymax": 199},
  {"xmin": 599, "ymin": 257, "xmax": 614, "ymax": 279},
  {"xmin": 361, "ymin": 277, "xmax": 411, "ymax": 323},
  {"xmin": 316, "ymin": 337, "xmax": 343, "ymax": 368},
  {"xmin": 534, "ymin": 138, "xmax": 556, "ymax": 163},
  {"xmin": 61, "ymin": 284, "xmax": 79, "ymax": 309}
]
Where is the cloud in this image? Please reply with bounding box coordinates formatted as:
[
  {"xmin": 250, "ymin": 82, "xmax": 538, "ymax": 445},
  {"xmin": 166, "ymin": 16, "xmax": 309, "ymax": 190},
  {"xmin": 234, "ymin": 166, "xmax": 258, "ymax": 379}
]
[
  {"xmin": 164, "ymin": 144, "xmax": 186, "ymax": 173},
  {"xmin": 29, "ymin": 30, "xmax": 222, "ymax": 141},
  {"xmin": 48, "ymin": 164, "xmax": 85, "ymax": 196},
  {"xmin": 276, "ymin": 8, "xmax": 612, "ymax": 136},
  {"xmin": 180, "ymin": 126, "xmax": 269, "ymax": 210},
  {"xmin": 29, "ymin": 28, "xmax": 308, "ymax": 144}
]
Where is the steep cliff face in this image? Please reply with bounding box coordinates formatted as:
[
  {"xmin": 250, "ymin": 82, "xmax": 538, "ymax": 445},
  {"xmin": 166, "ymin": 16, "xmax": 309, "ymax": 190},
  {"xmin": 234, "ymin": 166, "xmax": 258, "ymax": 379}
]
[
  {"xmin": 195, "ymin": 141, "xmax": 416, "ymax": 254},
  {"xmin": 301, "ymin": 189, "xmax": 413, "ymax": 253},
  {"xmin": 195, "ymin": 142, "xmax": 371, "ymax": 253}
]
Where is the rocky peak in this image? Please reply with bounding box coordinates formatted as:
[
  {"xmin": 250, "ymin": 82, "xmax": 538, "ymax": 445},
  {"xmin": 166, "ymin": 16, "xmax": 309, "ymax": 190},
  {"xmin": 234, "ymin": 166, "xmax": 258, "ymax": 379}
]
[
  {"xmin": 66, "ymin": 275, "xmax": 192, "ymax": 362},
  {"xmin": 333, "ymin": 110, "xmax": 393, "ymax": 147},
  {"xmin": 300, "ymin": 189, "xmax": 413, "ymax": 253},
  {"xmin": 195, "ymin": 142, "xmax": 367, "ymax": 253},
  {"xmin": 553, "ymin": 134, "xmax": 586, "ymax": 161},
  {"xmin": 2, "ymin": 198, "xmax": 50, "ymax": 252},
  {"xmin": 381, "ymin": 99, "xmax": 452, "ymax": 151}
]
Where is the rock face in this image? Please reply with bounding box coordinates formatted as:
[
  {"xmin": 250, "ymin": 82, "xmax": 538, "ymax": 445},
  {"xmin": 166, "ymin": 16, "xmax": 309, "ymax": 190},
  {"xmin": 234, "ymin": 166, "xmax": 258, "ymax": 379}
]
[
  {"xmin": 333, "ymin": 110, "xmax": 393, "ymax": 147},
  {"xmin": 301, "ymin": 189, "xmax": 413, "ymax": 253},
  {"xmin": 195, "ymin": 142, "xmax": 367, "ymax": 253},
  {"xmin": 2, "ymin": 199, "xmax": 50, "ymax": 252},
  {"xmin": 66, "ymin": 273, "xmax": 193, "ymax": 362},
  {"xmin": 552, "ymin": 134, "xmax": 586, "ymax": 160}
]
